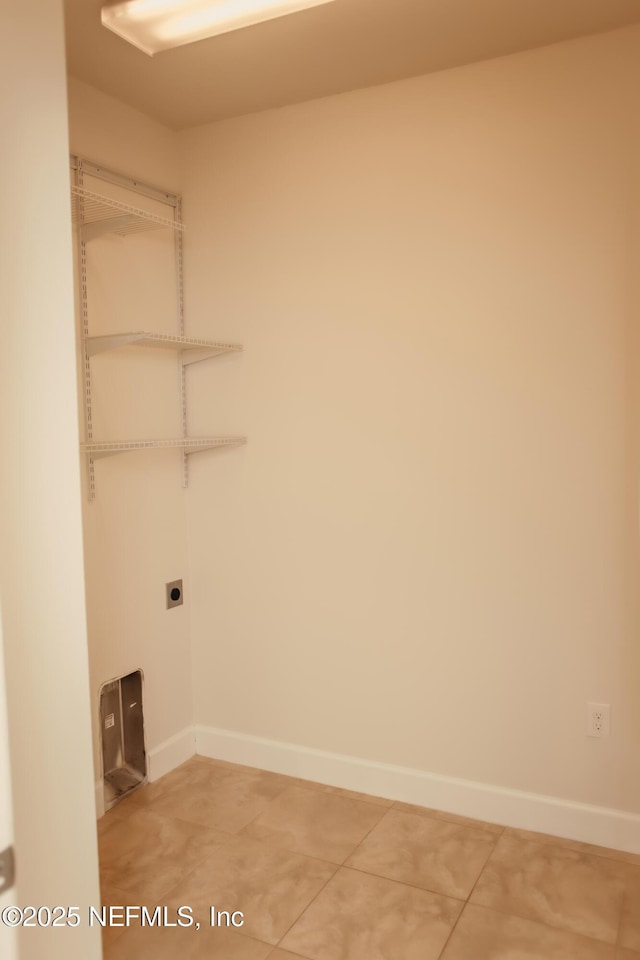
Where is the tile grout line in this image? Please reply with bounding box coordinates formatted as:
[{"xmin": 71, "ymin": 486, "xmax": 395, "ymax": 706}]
[
  {"xmin": 265, "ymin": 809, "xmax": 505, "ymax": 949},
  {"xmin": 189, "ymin": 763, "xmax": 387, "ymax": 840},
  {"xmin": 104, "ymin": 816, "xmax": 313, "ymax": 958},
  {"xmin": 502, "ymin": 827, "xmax": 640, "ymax": 870},
  {"xmin": 470, "ymin": 829, "xmax": 637, "ymax": 949},
  {"xmin": 434, "ymin": 825, "xmax": 506, "ymax": 960},
  {"xmin": 104, "ymin": 760, "xmax": 640, "ymax": 958},
  {"xmin": 107, "ymin": 774, "xmax": 501, "ymax": 935},
  {"xmin": 464, "ymin": 825, "xmax": 505, "ymax": 908},
  {"xmin": 104, "ymin": 764, "xmax": 473, "ymax": 955},
  {"xmin": 271, "ymin": 803, "xmax": 394, "ymax": 952},
  {"xmin": 461, "ymin": 899, "xmax": 625, "ymax": 951},
  {"xmin": 340, "ymin": 805, "xmax": 502, "ymax": 903},
  {"xmin": 338, "ymin": 863, "xmax": 468, "ymax": 903},
  {"xmin": 298, "ymin": 781, "xmax": 393, "ymax": 809},
  {"xmin": 133, "ymin": 762, "xmax": 294, "ymax": 838},
  {"xmin": 612, "ymin": 871, "xmax": 626, "ymax": 950},
  {"xmin": 199, "ymin": 754, "xmax": 395, "ymax": 809},
  {"xmin": 227, "ymin": 777, "xmax": 297, "ymax": 836},
  {"xmin": 340, "ymin": 805, "xmax": 395, "ymax": 866},
  {"xmin": 112, "ymin": 782, "xmax": 347, "ymax": 953},
  {"xmin": 271, "ymin": 860, "xmax": 340, "ymax": 954},
  {"xmin": 391, "ymin": 800, "xmax": 504, "ymax": 835},
  {"xmin": 232, "ymin": 778, "xmax": 389, "ymax": 863},
  {"xmin": 434, "ymin": 902, "xmax": 466, "ymax": 960},
  {"xmin": 129, "ymin": 757, "xmax": 640, "ymax": 870},
  {"xmin": 101, "ymin": 766, "xmax": 258, "ymax": 909}
]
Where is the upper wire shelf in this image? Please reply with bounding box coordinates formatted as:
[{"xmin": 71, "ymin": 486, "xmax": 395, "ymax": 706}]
[
  {"xmin": 71, "ymin": 185, "xmax": 184, "ymax": 240},
  {"xmin": 84, "ymin": 332, "xmax": 243, "ymax": 365},
  {"xmin": 81, "ymin": 437, "xmax": 246, "ymax": 461}
]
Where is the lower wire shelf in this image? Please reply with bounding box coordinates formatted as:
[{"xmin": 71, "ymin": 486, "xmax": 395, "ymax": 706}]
[{"xmin": 81, "ymin": 436, "xmax": 247, "ymax": 460}]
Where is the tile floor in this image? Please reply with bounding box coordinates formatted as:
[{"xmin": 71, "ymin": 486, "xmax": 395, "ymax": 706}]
[{"xmin": 99, "ymin": 756, "xmax": 640, "ymax": 959}]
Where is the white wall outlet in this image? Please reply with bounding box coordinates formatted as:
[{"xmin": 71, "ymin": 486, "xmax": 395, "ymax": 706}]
[{"xmin": 586, "ymin": 702, "xmax": 610, "ymax": 738}]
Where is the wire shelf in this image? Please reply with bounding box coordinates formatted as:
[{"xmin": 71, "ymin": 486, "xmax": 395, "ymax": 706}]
[
  {"xmin": 71, "ymin": 186, "xmax": 184, "ymax": 238},
  {"xmin": 81, "ymin": 437, "xmax": 246, "ymax": 460},
  {"xmin": 72, "ymin": 157, "xmax": 245, "ymax": 499},
  {"xmin": 84, "ymin": 332, "xmax": 243, "ymax": 363}
]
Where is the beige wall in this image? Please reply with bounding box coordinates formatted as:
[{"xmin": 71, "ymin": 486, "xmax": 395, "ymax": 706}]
[
  {"xmin": 0, "ymin": 5, "xmax": 101, "ymax": 958},
  {"xmin": 67, "ymin": 79, "xmax": 193, "ymax": 787},
  {"xmin": 181, "ymin": 25, "xmax": 640, "ymax": 813}
]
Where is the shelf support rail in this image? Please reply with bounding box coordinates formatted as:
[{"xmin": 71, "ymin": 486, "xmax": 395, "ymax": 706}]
[
  {"xmin": 75, "ymin": 158, "xmax": 96, "ymax": 500},
  {"xmin": 70, "ymin": 154, "xmax": 185, "ymax": 500},
  {"xmin": 69, "ymin": 156, "xmax": 180, "ymax": 209},
  {"xmin": 175, "ymin": 196, "xmax": 188, "ymax": 489}
]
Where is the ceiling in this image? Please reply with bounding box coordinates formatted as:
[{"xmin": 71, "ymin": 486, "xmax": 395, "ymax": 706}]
[{"xmin": 65, "ymin": 0, "xmax": 640, "ymax": 130}]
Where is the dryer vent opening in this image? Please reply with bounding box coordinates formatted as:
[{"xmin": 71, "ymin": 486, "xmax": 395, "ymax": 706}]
[{"xmin": 100, "ymin": 669, "xmax": 147, "ymax": 810}]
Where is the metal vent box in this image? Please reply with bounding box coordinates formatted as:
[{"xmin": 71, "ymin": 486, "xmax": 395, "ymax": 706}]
[{"xmin": 100, "ymin": 669, "xmax": 147, "ymax": 810}]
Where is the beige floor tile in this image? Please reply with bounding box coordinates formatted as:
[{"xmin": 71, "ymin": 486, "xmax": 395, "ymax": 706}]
[
  {"xmin": 241, "ymin": 785, "xmax": 385, "ymax": 862},
  {"xmin": 99, "ymin": 809, "xmax": 229, "ymax": 901},
  {"xmin": 317, "ymin": 785, "xmax": 393, "ymax": 807},
  {"xmin": 393, "ymin": 801, "xmax": 503, "ymax": 835},
  {"xmin": 619, "ymin": 871, "xmax": 640, "ymax": 951},
  {"xmin": 148, "ymin": 767, "xmax": 291, "ymax": 833},
  {"xmin": 195, "ymin": 756, "xmax": 394, "ymax": 807},
  {"xmin": 100, "ymin": 757, "xmax": 640, "ymax": 960},
  {"xmin": 191, "ymin": 756, "xmax": 301, "ymax": 793},
  {"xmin": 110, "ymin": 757, "xmax": 255, "ymax": 819},
  {"xmin": 192, "ymin": 754, "xmax": 228, "ymax": 765},
  {"xmin": 268, "ymin": 951, "xmax": 308, "ymax": 959},
  {"xmin": 470, "ymin": 834, "xmax": 633, "ymax": 944},
  {"xmin": 98, "ymin": 883, "xmax": 137, "ymax": 951},
  {"xmin": 192, "ymin": 755, "xmax": 263, "ymax": 773},
  {"xmin": 346, "ymin": 808, "xmax": 497, "ymax": 899},
  {"xmin": 104, "ymin": 924, "xmax": 272, "ymax": 959},
  {"xmin": 504, "ymin": 827, "xmax": 640, "ymax": 868},
  {"xmin": 182, "ymin": 757, "xmax": 279, "ymax": 787},
  {"xmin": 288, "ymin": 778, "xmax": 393, "ymax": 808},
  {"xmin": 162, "ymin": 755, "xmax": 248, "ymax": 784},
  {"xmin": 98, "ymin": 807, "xmax": 128, "ymax": 836},
  {"xmin": 440, "ymin": 903, "xmax": 616, "ymax": 960},
  {"xmin": 133, "ymin": 757, "xmax": 252, "ymax": 804},
  {"xmin": 163, "ymin": 835, "xmax": 336, "ymax": 945},
  {"xmin": 281, "ymin": 866, "xmax": 462, "ymax": 960},
  {"xmin": 110, "ymin": 774, "xmax": 177, "ymax": 816}
]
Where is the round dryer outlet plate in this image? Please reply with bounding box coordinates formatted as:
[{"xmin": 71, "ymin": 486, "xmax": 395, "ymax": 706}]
[{"xmin": 165, "ymin": 579, "xmax": 184, "ymax": 609}]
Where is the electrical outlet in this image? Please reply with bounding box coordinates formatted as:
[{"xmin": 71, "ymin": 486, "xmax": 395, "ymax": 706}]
[
  {"xmin": 166, "ymin": 579, "xmax": 184, "ymax": 610},
  {"xmin": 586, "ymin": 702, "xmax": 610, "ymax": 738}
]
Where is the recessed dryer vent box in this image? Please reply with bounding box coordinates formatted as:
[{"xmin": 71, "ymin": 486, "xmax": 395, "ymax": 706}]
[{"xmin": 100, "ymin": 669, "xmax": 147, "ymax": 810}]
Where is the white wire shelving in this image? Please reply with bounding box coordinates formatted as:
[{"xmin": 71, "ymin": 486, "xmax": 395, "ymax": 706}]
[
  {"xmin": 71, "ymin": 155, "xmax": 246, "ymax": 500},
  {"xmin": 84, "ymin": 332, "xmax": 243, "ymax": 366},
  {"xmin": 71, "ymin": 185, "xmax": 185, "ymax": 241},
  {"xmin": 81, "ymin": 437, "xmax": 246, "ymax": 461}
]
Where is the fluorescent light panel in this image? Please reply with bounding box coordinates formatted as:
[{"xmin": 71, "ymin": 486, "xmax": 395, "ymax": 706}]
[{"xmin": 101, "ymin": 0, "xmax": 337, "ymax": 55}]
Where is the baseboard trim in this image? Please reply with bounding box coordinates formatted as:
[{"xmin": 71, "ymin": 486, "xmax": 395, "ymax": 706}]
[
  {"xmin": 195, "ymin": 724, "xmax": 640, "ymax": 855},
  {"xmin": 148, "ymin": 727, "xmax": 196, "ymax": 783}
]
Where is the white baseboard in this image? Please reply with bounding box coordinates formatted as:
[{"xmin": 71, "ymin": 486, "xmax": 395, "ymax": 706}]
[
  {"xmin": 195, "ymin": 724, "xmax": 640, "ymax": 855},
  {"xmin": 148, "ymin": 727, "xmax": 196, "ymax": 783}
]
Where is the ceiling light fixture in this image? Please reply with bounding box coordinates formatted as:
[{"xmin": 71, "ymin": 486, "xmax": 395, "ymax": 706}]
[{"xmin": 101, "ymin": 0, "xmax": 337, "ymax": 55}]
